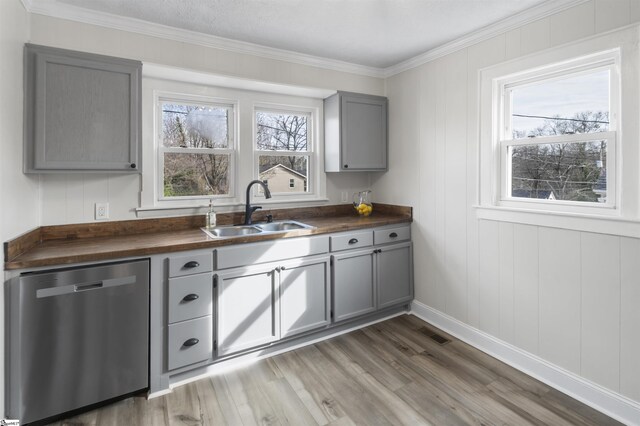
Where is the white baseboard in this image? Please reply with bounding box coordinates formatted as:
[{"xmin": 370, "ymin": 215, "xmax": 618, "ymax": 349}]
[{"xmin": 410, "ymin": 300, "xmax": 640, "ymax": 426}]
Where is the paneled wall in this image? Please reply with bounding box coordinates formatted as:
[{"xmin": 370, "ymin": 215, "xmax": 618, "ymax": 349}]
[
  {"xmin": 0, "ymin": 0, "xmax": 35, "ymax": 416},
  {"xmin": 29, "ymin": 14, "xmax": 382, "ymax": 225},
  {"xmin": 374, "ymin": 0, "xmax": 640, "ymax": 404},
  {"xmin": 1, "ymin": 1, "xmax": 38, "ymax": 243}
]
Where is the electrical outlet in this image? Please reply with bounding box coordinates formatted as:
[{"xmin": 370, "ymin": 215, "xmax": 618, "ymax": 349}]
[
  {"xmin": 341, "ymin": 191, "xmax": 349, "ymax": 203},
  {"xmin": 95, "ymin": 202, "xmax": 109, "ymax": 220}
]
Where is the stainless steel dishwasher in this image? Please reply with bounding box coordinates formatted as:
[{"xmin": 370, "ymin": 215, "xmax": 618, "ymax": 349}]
[{"xmin": 5, "ymin": 259, "xmax": 149, "ymax": 424}]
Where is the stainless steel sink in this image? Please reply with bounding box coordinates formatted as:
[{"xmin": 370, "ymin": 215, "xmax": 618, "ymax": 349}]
[
  {"xmin": 255, "ymin": 220, "xmax": 313, "ymax": 232},
  {"xmin": 202, "ymin": 220, "xmax": 314, "ymax": 239},
  {"xmin": 203, "ymin": 225, "xmax": 262, "ymax": 238}
]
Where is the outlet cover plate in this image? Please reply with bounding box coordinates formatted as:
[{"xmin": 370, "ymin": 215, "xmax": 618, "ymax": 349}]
[{"xmin": 95, "ymin": 202, "xmax": 109, "ymax": 220}]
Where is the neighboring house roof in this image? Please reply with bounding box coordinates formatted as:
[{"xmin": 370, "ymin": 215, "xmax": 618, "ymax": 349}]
[
  {"xmin": 512, "ymin": 189, "xmax": 556, "ymax": 200},
  {"xmin": 259, "ymin": 163, "xmax": 306, "ymax": 179}
]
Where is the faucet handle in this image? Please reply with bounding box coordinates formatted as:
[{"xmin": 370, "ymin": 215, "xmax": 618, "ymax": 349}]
[{"xmin": 266, "ymin": 214, "xmax": 273, "ymax": 223}]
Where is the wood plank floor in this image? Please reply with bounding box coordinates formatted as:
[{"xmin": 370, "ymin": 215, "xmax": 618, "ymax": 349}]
[{"xmin": 49, "ymin": 315, "xmax": 621, "ymax": 425}]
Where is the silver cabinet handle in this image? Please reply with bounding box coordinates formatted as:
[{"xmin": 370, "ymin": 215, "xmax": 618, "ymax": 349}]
[{"xmin": 348, "ymin": 238, "xmax": 358, "ymax": 244}]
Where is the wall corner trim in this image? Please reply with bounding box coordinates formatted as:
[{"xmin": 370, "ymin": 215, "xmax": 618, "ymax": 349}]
[{"xmin": 410, "ymin": 300, "xmax": 640, "ymax": 426}]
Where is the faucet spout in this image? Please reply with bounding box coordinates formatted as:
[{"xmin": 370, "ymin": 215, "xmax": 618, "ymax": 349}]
[{"xmin": 244, "ymin": 180, "xmax": 272, "ymax": 225}]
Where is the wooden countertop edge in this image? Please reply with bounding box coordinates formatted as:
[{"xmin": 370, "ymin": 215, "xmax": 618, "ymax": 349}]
[{"xmin": 4, "ymin": 213, "xmax": 412, "ymax": 270}]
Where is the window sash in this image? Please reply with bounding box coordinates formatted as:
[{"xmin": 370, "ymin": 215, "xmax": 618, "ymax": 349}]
[
  {"xmin": 253, "ymin": 106, "xmax": 315, "ymax": 198},
  {"xmin": 157, "ymin": 96, "xmax": 236, "ymax": 200},
  {"xmin": 501, "ymin": 60, "xmax": 619, "ymax": 141},
  {"xmin": 499, "ymin": 131, "xmax": 616, "ymax": 208}
]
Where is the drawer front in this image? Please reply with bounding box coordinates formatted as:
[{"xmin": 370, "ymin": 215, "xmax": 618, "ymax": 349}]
[
  {"xmin": 374, "ymin": 226, "xmax": 411, "ymax": 245},
  {"xmin": 168, "ymin": 273, "xmax": 213, "ymax": 324},
  {"xmin": 330, "ymin": 230, "xmax": 373, "ymax": 252},
  {"xmin": 168, "ymin": 316, "xmax": 212, "ymax": 370},
  {"xmin": 169, "ymin": 252, "xmax": 212, "ymax": 278}
]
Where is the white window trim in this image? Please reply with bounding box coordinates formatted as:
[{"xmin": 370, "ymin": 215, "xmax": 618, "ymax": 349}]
[
  {"xmin": 138, "ymin": 74, "xmax": 328, "ymax": 216},
  {"xmin": 253, "ymin": 103, "xmax": 319, "ymax": 200},
  {"xmin": 477, "ymin": 25, "xmax": 640, "ymax": 236},
  {"xmin": 156, "ymin": 93, "xmax": 238, "ymax": 202}
]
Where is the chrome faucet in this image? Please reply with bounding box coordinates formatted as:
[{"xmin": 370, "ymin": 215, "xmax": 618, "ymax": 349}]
[{"xmin": 244, "ymin": 180, "xmax": 272, "ymax": 225}]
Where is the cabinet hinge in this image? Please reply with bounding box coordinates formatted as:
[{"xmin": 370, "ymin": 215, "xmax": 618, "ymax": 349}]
[
  {"xmin": 213, "ymin": 275, "xmax": 218, "ymax": 288},
  {"xmin": 330, "ymin": 258, "xmax": 334, "ymax": 266},
  {"xmin": 330, "ymin": 310, "xmax": 334, "ymax": 319},
  {"xmin": 213, "ymin": 340, "xmax": 217, "ymax": 351}
]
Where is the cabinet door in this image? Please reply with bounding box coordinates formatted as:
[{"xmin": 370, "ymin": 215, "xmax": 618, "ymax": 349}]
[
  {"xmin": 25, "ymin": 44, "xmax": 141, "ymax": 173},
  {"xmin": 279, "ymin": 257, "xmax": 330, "ymax": 338},
  {"xmin": 332, "ymin": 249, "xmax": 376, "ymax": 322},
  {"xmin": 216, "ymin": 264, "xmax": 279, "ymax": 356},
  {"xmin": 341, "ymin": 94, "xmax": 387, "ymax": 171},
  {"xmin": 377, "ymin": 242, "xmax": 413, "ymax": 309}
]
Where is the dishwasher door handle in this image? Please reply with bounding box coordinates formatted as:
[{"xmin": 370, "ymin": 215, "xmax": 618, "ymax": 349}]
[
  {"xmin": 75, "ymin": 282, "xmax": 103, "ymax": 292},
  {"xmin": 37, "ymin": 275, "xmax": 136, "ymax": 298}
]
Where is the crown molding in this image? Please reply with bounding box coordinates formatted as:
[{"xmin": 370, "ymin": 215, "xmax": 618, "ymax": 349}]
[
  {"xmin": 26, "ymin": 0, "xmax": 385, "ymax": 78},
  {"xmin": 383, "ymin": 0, "xmax": 590, "ymax": 77},
  {"xmin": 25, "ymin": 0, "xmax": 589, "ymax": 80}
]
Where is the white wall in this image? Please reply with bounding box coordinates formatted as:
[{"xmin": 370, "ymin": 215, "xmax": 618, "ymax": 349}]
[
  {"xmin": 373, "ymin": 0, "xmax": 640, "ymax": 407},
  {"xmin": 28, "ymin": 14, "xmax": 381, "ymax": 224},
  {"xmin": 0, "ymin": 0, "xmax": 37, "ymax": 416}
]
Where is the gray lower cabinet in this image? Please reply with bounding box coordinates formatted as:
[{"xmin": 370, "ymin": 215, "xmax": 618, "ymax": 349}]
[
  {"xmin": 332, "ymin": 226, "xmax": 413, "ymax": 323},
  {"xmin": 216, "ymin": 263, "xmax": 279, "ymax": 357},
  {"xmin": 377, "ymin": 242, "xmax": 413, "ymax": 309},
  {"xmin": 332, "ymin": 248, "xmax": 377, "ymax": 322},
  {"xmin": 24, "ymin": 44, "xmax": 142, "ymax": 173},
  {"xmin": 280, "ymin": 257, "xmax": 330, "ymax": 338},
  {"xmin": 216, "ymin": 255, "xmax": 331, "ymax": 356},
  {"xmin": 166, "ymin": 251, "xmax": 214, "ymax": 371}
]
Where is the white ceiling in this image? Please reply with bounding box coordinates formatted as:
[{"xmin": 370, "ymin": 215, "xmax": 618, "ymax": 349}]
[{"xmin": 46, "ymin": 0, "xmax": 560, "ymax": 69}]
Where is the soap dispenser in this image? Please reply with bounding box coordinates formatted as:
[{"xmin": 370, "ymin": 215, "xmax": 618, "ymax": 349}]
[{"xmin": 205, "ymin": 199, "xmax": 217, "ymax": 229}]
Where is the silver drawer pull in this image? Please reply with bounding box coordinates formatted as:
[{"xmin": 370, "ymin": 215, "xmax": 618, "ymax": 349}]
[
  {"xmin": 182, "ymin": 293, "xmax": 199, "ymax": 302},
  {"xmin": 183, "ymin": 338, "xmax": 199, "ymax": 347},
  {"xmin": 184, "ymin": 261, "xmax": 200, "ymax": 268},
  {"xmin": 389, "ymin": 232, "xmax": 398, "ymax": 238},
  {"xmin": 348, "ymin": 238, "xmax": 358, "ymax": 245}
]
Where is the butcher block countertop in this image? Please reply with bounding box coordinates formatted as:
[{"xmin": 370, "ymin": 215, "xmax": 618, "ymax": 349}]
[{"xmin": 4, "ymin": 204, "xmax": 412, "ymax": 270}]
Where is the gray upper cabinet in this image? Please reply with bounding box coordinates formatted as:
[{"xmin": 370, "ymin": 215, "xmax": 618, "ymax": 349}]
[
  {"xmin": 324, "ymin": 91, "xmax": 388, "ymax": 172},
  {"xmin": 24, "ymin": 44, "xmax": 142, "ymax": 173}
]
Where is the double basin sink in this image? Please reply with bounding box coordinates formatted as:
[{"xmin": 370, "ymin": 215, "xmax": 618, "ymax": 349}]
[{"xmin": 202, "ymin": 220, "xmax": 314, "ymax": 239}]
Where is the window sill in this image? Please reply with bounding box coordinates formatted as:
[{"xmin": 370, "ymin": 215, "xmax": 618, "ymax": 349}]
[
  {"xmin": 136, "ymin": 197, "xmax": 331, "ymax": 219},
  {"xmin": 475, "ymin": 205, "xmax": 640, "ymax": 238}
]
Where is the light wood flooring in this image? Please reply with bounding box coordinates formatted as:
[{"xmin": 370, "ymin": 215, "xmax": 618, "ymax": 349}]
[{"xmin": 50, "ymin": 315, "xmax": 621, "ymax": 425}]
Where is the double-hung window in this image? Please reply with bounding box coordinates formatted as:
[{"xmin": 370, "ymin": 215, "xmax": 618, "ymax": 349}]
[
  {"xmin": 158, "ymin": 98, "xmax": 235, "ymax": 200},
  {"xmin": 494, "ymin": 50, "xmax": 620, "ymax": 212},
  {"xmin": 255, "ymin": 108, "xmax": 312, "ymax": 196}
]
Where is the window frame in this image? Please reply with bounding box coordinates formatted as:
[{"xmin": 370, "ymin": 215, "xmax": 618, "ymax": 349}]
[
  {"xmin": 252, "ymin": 104, "xmax": 317, "ymax": 200},
  {"xmin": 141, "ymin": 76, "xmax": 328, "ymax": 214},
  {"xmin": 491, "ymin": 49, "xmax": 621, "ymax": 215},
  {"xmin": 156, "ymin": 93, "xmax": 237, "ymax": 202}
]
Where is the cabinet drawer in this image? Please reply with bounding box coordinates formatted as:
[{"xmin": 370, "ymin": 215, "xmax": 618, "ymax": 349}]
[
  {"xmin": 169, "ymin": 252, "xmax": 212, "ymax": 278},
  {"xmin": 374, "ymin": 226, "xmax": 410, "ymax": 245},
  {"xmin": 330, "ymin": 230, "xmax": 373, "ymax": 252},
  {"xmin": 168, "ymin": 273, "xmax": 212, "ymax": 324},
  {"xmin": 168, "ymin": 316, "xmax": 212, "ymax": 370}
]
